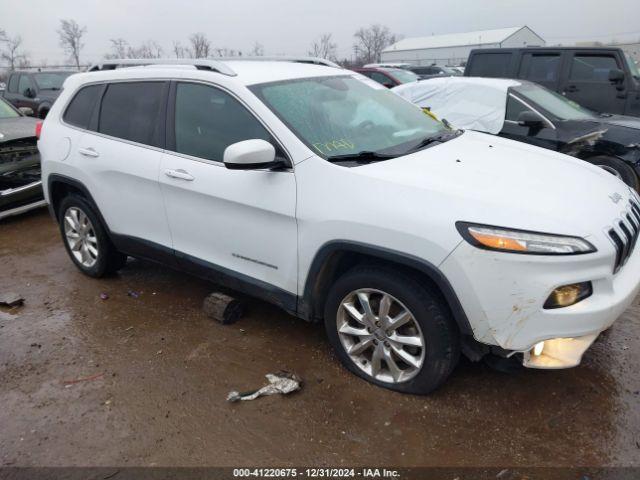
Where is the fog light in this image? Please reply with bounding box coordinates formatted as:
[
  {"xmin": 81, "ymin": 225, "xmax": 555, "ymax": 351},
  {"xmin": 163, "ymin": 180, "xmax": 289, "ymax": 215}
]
[
  {"xmin": 533, "ymin": 341, "xmax": 544, "ymax": 356},
  {"xmin": 543, "ymin": 282, "xmax": 592, "ymax": 309}
]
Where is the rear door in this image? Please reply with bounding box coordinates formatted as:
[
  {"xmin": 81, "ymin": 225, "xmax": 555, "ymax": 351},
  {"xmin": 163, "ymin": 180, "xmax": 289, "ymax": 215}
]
[
  {"xmin": 159, "ymin": 81, "xmax": 298, "ymax": 301},
  {"xmin": 73, "ymin": 81, "xmax": 173, "ymax": 251},
  {"xmin": 560, "ymin": 51, "xmax": 627, "ymax": 114}
]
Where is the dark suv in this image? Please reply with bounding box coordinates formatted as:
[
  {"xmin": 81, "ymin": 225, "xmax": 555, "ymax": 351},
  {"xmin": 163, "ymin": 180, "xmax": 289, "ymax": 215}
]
[
  {"xmin": 465, "ymin": 47, "xmax": 640, "ymax": 117},
  {"xmin": 2, "ymin": 71, "xmax": 75, "ymax": 118}
]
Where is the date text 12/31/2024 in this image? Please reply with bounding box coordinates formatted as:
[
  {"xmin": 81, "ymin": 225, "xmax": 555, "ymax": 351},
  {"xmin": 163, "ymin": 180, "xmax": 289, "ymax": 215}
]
[{"xmin": 233, "ymin": 468, "xmax": 401, "ymax": 478}]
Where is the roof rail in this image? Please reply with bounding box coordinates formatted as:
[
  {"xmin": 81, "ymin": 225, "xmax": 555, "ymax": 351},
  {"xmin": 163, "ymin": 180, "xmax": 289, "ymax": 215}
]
[
  {"xmin": 87, "ymin": 58, "xmax": 237, "ymax": 76},
  {"xmin": 219, "ymin": 56, "xmax": 342, "ymax": 69}
]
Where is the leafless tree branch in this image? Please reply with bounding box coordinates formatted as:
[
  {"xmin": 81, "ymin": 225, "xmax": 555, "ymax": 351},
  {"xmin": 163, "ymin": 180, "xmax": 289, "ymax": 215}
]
[
  {"xmin": 189, "ymin": 33, "xmax": 211, "ymax": 58},
  {"xmin": 353, "ymin": 24, "xmax": 398, "ymax": 65},
  {"xmin": 57, "ymin": 19, "xmax": 87, "ymax": 68},
  {"xmin": 308, "ymin": 33, "xmax": 337, "ymax": 61},
  {"xmin": 1, "ymin": 35, "xmax": 26, "ymax": 70}
]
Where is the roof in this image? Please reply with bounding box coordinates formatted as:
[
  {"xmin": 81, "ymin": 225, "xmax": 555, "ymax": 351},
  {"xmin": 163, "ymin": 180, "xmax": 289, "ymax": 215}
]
[
  {"xmin": 66, "ymin": 60, "xmax": 349, "ymax": 90},
  {"xmin": 383, "ymin": 26, "xmax": 529, "ymax": 52},
  {"xmin": 392, "ymin": 77, "xmax": 523, "ymax": 134}
]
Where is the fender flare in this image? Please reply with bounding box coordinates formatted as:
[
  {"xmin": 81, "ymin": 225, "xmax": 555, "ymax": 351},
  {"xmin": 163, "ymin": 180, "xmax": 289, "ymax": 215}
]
[{"xmin": 299, "ymin": 240, "xmax": 473, "ymax": 335}]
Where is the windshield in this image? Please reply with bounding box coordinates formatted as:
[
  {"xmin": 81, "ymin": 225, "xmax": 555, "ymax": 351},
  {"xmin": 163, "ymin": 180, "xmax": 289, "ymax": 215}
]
[
  {"xmin": 33, "ymin": 72, "xmax": 73, "ymax": 90},
  {"xmin": 513, "ymin": 83, "xmax": 596, "ymax": 121},
  {"xmin": 625, "ymin": 53, "xmax": 640, "ymax": 79},
  {"xmin": 385, "ymin": 69, "xmax": 419, "ymax": 84},
  {"xmin": 251, "ymin": 75, "xmax": 448, "ymax": 159},
  {"xmin": 0, "ymin": 98, "xmax": 19, "ymax": 119}
]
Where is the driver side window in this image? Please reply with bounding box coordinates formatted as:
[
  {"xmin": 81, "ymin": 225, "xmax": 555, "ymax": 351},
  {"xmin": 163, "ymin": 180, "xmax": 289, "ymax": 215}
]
[
  {"xmin": 505, "ymin": 95, "xmax": 541, "ymax": 123},
  {"xmin": 172, "ymin": 82, "xmax": 276, "ymax": 162}
]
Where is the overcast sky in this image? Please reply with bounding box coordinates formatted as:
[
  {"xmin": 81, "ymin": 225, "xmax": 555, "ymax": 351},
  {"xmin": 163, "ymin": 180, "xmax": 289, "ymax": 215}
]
[{"xmin": 1, "ymin": 0, "xmax": 639, "ymax": 65}]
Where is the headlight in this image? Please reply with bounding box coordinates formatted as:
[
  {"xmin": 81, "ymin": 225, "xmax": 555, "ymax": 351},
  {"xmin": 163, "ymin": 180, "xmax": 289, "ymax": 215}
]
[{"xmin": 456, "ymin": 222, "xmax": 596, "ymax": 255}]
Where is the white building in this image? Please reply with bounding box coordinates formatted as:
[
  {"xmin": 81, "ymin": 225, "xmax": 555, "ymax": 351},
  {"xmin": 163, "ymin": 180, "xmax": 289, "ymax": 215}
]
[{"xmin": 381, "ymin": 26, "xmax": 545, "ymax": 67}]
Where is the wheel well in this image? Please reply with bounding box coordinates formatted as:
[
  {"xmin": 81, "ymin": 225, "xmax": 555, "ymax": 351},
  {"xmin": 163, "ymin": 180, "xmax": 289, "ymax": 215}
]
[
  {"xmin": 49, "ymin": 181, "xmax": 86, "ymax": 219},
  {"xmin": 303, "ymin": 247, "xmax": 471, "ymax": 335}
]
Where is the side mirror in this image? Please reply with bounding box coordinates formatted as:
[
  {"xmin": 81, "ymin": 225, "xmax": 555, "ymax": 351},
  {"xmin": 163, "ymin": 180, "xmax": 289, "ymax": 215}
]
[
  {"xmin": 23, "ymin": 87, "xmax": 35, "ymax": 98},
  {"xmin": 223, "ymin": 139, "xmax": 283, "ymax": 170},
  {"xmin": 19, "ymin": 107, "xmax": 35, "ymax": 116},
  {"xmin": 517, "ymin": 110, "xmax": 544, "ymax": 128},
  {"xmin": 609, "ymin": 68, "xmax": 625, "ymax": 83}
]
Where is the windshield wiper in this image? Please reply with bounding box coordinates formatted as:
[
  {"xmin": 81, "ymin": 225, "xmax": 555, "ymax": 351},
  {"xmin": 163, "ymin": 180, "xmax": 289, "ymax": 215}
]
[
  {"xmin": 326, "ymin": 151, "xmax": 397, "ymax": 164},
  {"xmin": 405, "ymin": 130, "xmax": 462, "ymax": 154}
]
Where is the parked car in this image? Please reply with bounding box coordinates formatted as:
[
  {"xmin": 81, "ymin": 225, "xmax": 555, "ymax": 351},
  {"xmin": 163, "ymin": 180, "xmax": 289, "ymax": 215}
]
[
  {"xmin": 2, "ymin": 70, "xmax": 75, "ymax": 118},
  {"xmin": 40, "ymin": 58, "xmax": 640, "ymax": 394},
  {"xmin": 0, "ymin": 97, "xmax": 43, "ymax": 220},
  {"xmin": 465, "ymin": 47, "xmax": 640, "ymax": 117},
  {"xmin": 393, "ymin": 77, "xmax": 640, "ymax": 190},
  {"xmin": 352, "ymin": 67, "xmax": 419, "ymax": 88},
  {"xmin": 409, "ymin": 65, "xmax": 461, "ymax": 79},
  {"xmin": 363, "ymin": 63, "xmax": 413, "ymax": 69}
]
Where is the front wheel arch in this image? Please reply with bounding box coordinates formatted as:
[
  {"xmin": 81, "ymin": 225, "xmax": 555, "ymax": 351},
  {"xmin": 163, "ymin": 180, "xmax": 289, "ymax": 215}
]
[{"xmin": 584, "ymin": 155, "xmax": 640, "ymax": 191}]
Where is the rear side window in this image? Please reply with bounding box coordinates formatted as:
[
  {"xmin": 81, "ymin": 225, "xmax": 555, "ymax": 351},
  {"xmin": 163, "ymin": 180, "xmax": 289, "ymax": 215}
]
[
  {"xmin": 7, "ymin": 75, "xmax": 18, "ymax": 93},
  {"xmin": 467, "ymin": 53, "xmax": 512, "ymax": 77},
  {"xmin": 172, "ymin": 82, "xmax": 272, "ymax": 162},
  {"xmin": 63, "ymin": 85, "xmax": 103, "ymax": 129},
  {"xmin": 98, "ymin": 82, "xmax": 165, "ymax": 146},
  {"xmin": 369, "ymin": 72, "xmax": 392, "ymax": 86},
  {"xmin": 570, "ymin": 55, "xmax": 619, "ymax": 82},
  {"xmin": 519, "ymin": 54, "xmax": 561, "ymax": 81}
]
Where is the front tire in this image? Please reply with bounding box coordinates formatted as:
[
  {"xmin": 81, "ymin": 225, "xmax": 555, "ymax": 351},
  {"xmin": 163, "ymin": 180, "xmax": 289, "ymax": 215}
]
[
  {"xmin": 588, "ymin": 155, "xmax": 639, "ymax": 191},
  {"xmin": 324, "ymin": 266, "xmax": 460, "ymax": 394},
  {"xmin": 58, "ymin": 195, "xmax": 127, "ymax": 278}
]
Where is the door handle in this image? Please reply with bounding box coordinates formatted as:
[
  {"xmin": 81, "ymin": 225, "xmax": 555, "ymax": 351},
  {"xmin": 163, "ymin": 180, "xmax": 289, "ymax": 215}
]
[
  {"xmin": 78, "ymin": 147, "xmax": 100, "ymax": 158},
  {"xmin": 164, "ymin": 169, "xmax": 194, "ymax": 181}
]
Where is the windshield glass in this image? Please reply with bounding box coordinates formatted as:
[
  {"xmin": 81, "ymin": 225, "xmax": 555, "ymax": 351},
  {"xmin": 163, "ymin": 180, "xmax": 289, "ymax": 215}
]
[
  {"xmin": 625, "ymin": 53, "xmax": 640, "ymax": 79},
  {"xmin": 0, "ymin": 98, "xmax": 19, "ymax": 119},
  {"xmin": 33, "ymin": 72, "xmax": 73, "ymax": 90},
  {"xmin": 514, "ymin": 83, "xmax": 596, "ymax": 121},
  {"xmin": 385, "ymin": 69, "xmax": 419, "ymax": 84},
  {"xmin": 251, "ymin": 75, "xmax": 448, "ymax": 159}
]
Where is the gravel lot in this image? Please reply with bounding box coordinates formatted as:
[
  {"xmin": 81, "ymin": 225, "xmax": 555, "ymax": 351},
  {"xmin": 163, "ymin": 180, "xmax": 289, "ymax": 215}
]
[{"xmin": 1, "ymin": 209, "xmax": 640, "ymax": 468}]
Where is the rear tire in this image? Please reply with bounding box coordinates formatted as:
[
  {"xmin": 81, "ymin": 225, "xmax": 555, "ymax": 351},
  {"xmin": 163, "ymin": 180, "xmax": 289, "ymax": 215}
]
[
  {"xmin": 58, "ymin": 195, "xmax": 127, "ymax": 278},
  {"xmin": 588, "ymin": 155, "xmax": 639, "ymax": 191},
  {"xmin": 324, "ymin": 265, "xmax": 460, "ymax": 394}
]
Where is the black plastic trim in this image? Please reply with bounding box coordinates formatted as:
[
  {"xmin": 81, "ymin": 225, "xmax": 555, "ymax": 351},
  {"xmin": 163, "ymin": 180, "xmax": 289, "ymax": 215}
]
[
  {"xmin": 456, "ymin": 221, "xmax": 597, "ymax": 256},
  {"xmin": 299, "ymin": 240, "xmax": 473, "ymax": 335}
]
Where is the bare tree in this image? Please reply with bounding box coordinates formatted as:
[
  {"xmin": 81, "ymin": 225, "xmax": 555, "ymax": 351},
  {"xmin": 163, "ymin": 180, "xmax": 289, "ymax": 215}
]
[
  {"xmin": 308, "ymin": 33, "xmax": 337, "ymax": 60},
  {"xmin": 353, "ymin": 24, "xmax": 398, "ymax": 64},
  {"xmin": 189, "ymin": 33, "xmax": 211, "ymax": 58},
  {"xmin": 1, "ymin": 35, "xmax": 26, "ymax": 70},
  {"xmin": 104, "ymin": 38, "xmax": 129, "ymax": 59},
  {"xmin": 17, "ymin": 55, "xmax": 31, "ymax": 69},
  {"xmin": 250, "ymin": 42, "xmax": 264, "ymax": 56},
  {"xmin": 57, "ymin": 19, "xmax": 87, "ymax": 68},
  {"xmin": 173, "ymin": 41, "xmax": 188, "ymax": 59},
  {"xmin": 129, "ymin": 40, "xmax": 163, "ymax": 59}
]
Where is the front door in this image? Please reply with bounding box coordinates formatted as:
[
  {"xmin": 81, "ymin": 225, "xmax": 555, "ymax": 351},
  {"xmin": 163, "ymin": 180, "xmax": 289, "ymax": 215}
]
[
  {"xmin": 159, "ymin": 81, "xmax": 298, "ymax": 306},
  {"xmin": 560, "ymin": 52, "xmax": 627, "ymax": 114},
  {"xmin": 499, "ymin": 94, "xmax": 559, "ymax": 151}
]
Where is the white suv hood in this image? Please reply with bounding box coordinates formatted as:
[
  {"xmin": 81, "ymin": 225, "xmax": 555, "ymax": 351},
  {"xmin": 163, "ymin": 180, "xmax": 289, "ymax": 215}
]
[{"xmin": 357, "ymin": 131, "xmax": 632, "ymax": 237}]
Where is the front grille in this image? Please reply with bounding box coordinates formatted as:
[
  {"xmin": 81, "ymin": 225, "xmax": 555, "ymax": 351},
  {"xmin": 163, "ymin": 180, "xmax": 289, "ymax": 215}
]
[
  {"xmin": 0, "ymin": 138, "xmax": 39, "ymax": 166},
  {"xmin": 608, "ymin": 198, "xmax": 640, "ymax": 273}
]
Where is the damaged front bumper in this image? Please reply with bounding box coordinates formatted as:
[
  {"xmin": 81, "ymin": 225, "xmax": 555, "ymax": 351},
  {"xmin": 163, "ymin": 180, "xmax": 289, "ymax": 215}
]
[{"xmin": 1, "ymin": 140, "xmax": 44, "ymax": 220}]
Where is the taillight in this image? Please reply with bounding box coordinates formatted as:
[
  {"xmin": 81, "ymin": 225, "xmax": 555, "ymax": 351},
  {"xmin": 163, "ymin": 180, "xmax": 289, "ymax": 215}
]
[{"xmin": 35, "ymin": 121, "xmax": 43, "ymax": 140}]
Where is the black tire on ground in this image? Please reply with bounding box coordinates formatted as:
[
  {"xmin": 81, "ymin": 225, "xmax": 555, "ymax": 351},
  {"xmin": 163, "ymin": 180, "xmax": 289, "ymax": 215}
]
[
  {"xmin": 323, "ymin": 265, "xmax": 460, "ymax": 394},
  {"xmin": 57, "ymin": 194, "xmax": 127, "ymax": 278},
  {"xmin": 587, "ymin": 155, "xmax": 639, "ymax": 191}
]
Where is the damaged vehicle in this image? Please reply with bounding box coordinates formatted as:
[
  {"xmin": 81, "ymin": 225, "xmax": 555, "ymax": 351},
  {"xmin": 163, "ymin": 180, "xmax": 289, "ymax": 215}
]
[
  {"xmin": 393, "ymin": 77, "xmax": 640, "ymax": 190},
  {"xmin": 40, "ymin": 58, "xmax": 640, "ymax": 394},
  {"xmin": 0, "ymin": 97, "xmax": 43, "ymax": 220}
]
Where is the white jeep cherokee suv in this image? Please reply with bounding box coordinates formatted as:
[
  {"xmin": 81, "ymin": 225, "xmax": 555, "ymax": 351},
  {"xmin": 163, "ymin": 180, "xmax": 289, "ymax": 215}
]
[{"xmin": 39, "ymin": 58, "xmax": 640, "ymax": 394}]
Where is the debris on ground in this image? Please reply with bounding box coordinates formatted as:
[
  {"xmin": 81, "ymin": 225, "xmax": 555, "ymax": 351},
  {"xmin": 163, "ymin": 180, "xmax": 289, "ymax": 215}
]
[
  {"xmin": 127, "ymin": 290, "xmax": 140, "ymax": 298},
  {"xmin": 203, "ymin": 291, "xmax": 245, "ymax": 325},
  {"xmin": 100, "ymin": 292, "xmax": 109, "ymax": 300},
  {"xmin": 227, "ymin": 371, "xmax": 303, "ymax": 402},
  {"xmin": 0, "ymin": 292, "xmax": 24, "ymax": 307},
  {"xmin": 62, "ymin": 372, "xmax": 104, "ymax": 386}
]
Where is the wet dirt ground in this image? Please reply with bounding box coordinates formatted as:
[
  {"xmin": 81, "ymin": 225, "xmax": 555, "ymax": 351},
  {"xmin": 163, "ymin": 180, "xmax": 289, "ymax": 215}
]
[{"xmin": 1, "ymin": 209, "xmax": 639, "ymax": 468}]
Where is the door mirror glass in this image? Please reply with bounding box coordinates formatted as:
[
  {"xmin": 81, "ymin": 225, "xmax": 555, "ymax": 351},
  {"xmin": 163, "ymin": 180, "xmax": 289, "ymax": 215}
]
[
  {"xmin": 18, "ymin": 107, "xmax": 35, "ymax": 116},
  {"xmin": 609, "ymin": 68, "xmax": 625, "ymax": 83},
  {"xmin": 23, "ymin": 87, "xmax": 35, "ymax": 98},
  {"xmin": 517, "ymin": 110, "xmax": 544, "ymax": 128},
  {"xmin": 223, "ymin": 139, "xmax": 280, "ymax": 170}
]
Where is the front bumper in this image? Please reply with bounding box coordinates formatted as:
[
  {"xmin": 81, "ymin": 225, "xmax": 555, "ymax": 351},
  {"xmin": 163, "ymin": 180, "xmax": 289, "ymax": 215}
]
[{"xmin": 440, "ymin": 233, "xmax": 640, "ymax": 367}]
